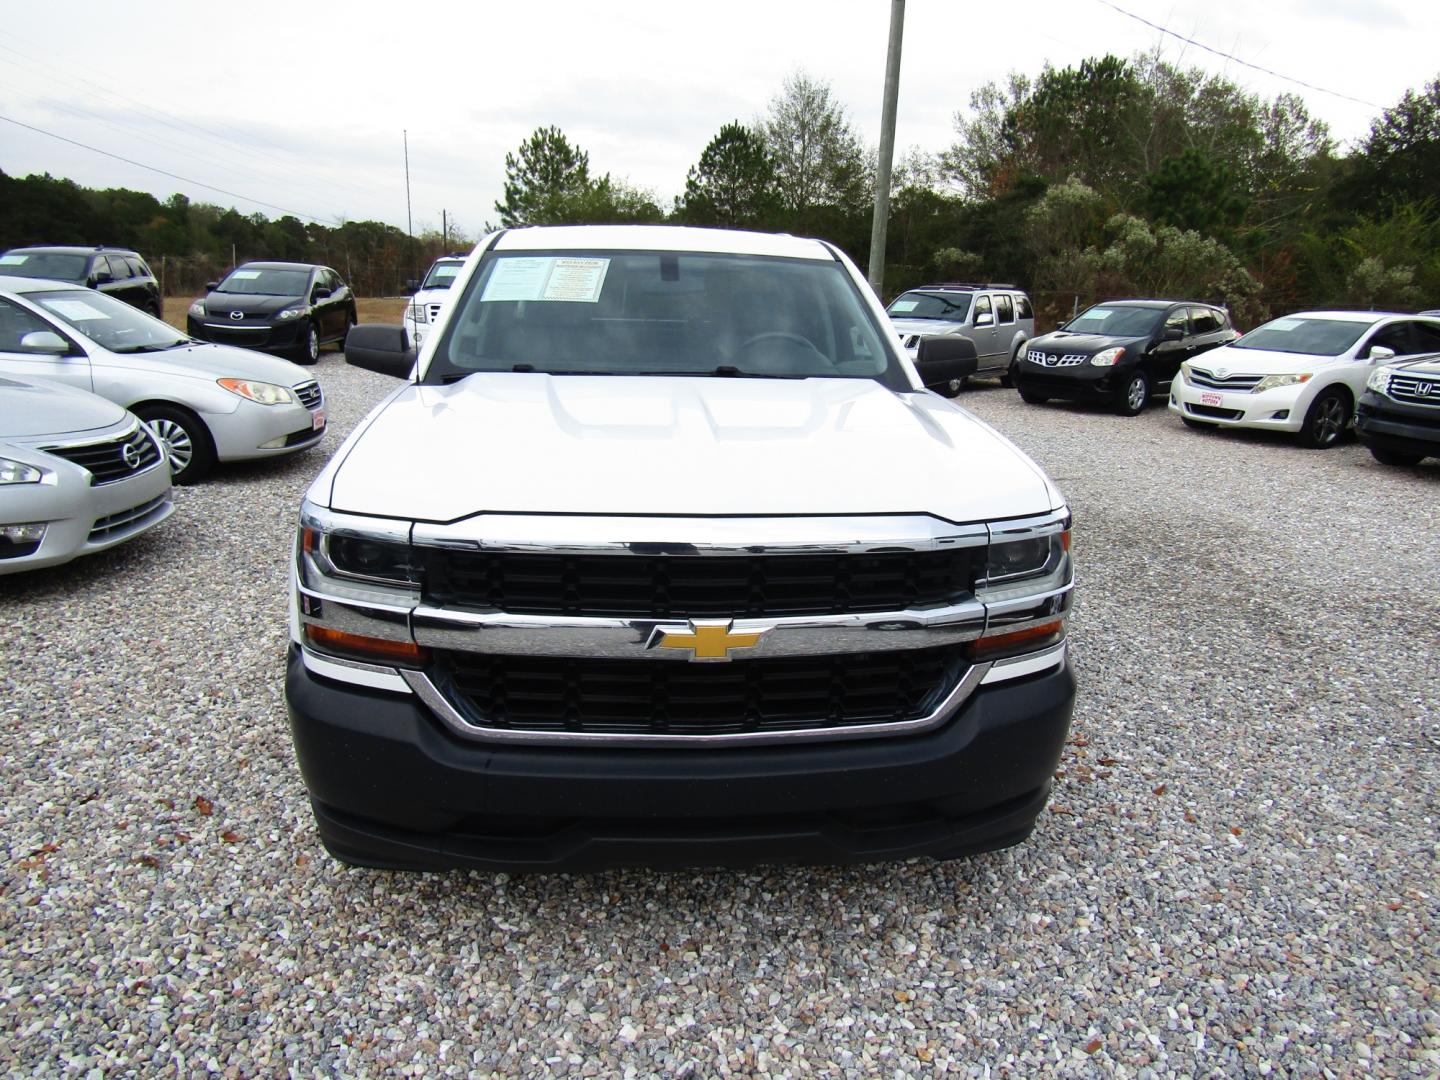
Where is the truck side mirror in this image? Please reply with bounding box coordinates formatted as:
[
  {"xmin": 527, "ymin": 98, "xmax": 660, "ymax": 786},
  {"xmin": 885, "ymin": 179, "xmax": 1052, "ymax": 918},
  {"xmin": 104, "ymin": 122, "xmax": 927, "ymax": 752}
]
[
  {"xmin": 914, "ymin": 335, "xmax": 979, "ymax": 392},
  {"xmin": 345, "ymin": 324, "xmax": 416, "ymax": 379}
]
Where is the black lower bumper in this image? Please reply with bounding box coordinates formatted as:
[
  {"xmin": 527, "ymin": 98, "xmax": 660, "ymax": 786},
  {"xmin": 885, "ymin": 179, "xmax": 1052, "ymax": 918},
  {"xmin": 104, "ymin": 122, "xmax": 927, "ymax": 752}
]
[
  {"xmin": 284, "ymin": 647, "xmax": 1077, "ymax": 872},
  {"xmin": 1356, "ymin": 396, "xmax": 1440, "ymax": 459},
  {"xmin": 1013, "ymin": 366, "xmax": 1124, "ymax": 401}
]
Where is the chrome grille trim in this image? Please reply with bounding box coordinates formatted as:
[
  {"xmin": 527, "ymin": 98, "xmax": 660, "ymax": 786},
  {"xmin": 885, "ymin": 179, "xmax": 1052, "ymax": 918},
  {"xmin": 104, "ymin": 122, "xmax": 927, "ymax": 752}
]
[
  {"xmin": 1026, "ymin": 350, "xmax": 1085, "ymax": 367},
  {"xmin": 1187, "ymin": 368, "xmax": 1262, "ymax": 391},
  {"xmin": 89, "ymin": 493, "xmax": 170, "ymax": 541},
  {"xmin": 42, "ymin": 423, "xmax": 163, "ymax": 485},
  {"xmin": 1388, "ymin": 374, "xmax": 1440, "ymax": 406},
  {"xmin": 294, "ymin": 380, "xmax": 323, "ymax": 408}
]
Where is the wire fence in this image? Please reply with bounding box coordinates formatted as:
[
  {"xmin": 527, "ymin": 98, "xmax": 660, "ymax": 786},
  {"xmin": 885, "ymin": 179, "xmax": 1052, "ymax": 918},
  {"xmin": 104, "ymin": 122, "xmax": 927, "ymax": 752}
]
[{"xmin": 156, "ymin": 249, "xmax": 462, "ymax": 300}]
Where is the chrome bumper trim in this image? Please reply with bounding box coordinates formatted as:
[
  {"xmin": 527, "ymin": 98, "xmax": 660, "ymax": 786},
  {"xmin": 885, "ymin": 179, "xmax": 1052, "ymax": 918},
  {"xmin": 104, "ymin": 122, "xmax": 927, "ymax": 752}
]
[
  {"xmin": 980, "ymin": 641, "xmax": 1067, "ymax": 684},
  {"xmin": 299, "ymin": 646, "xmax": 410, "ymax": 694}
]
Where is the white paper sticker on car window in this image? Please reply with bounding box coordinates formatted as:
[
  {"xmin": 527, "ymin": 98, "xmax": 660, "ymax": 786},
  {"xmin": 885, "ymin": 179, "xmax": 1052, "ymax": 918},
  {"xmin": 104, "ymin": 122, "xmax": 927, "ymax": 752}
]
[
  {"xmin": 890, "ymin": 299, "xmax": 919, "ymax": 312},
  {"xmin": 0, "ymin": 254, "xmax": 28, "ymax": 265},
  {"xmin": 1268, "ymin": 318, "xmax": 1301, "ymax": 332},
  {"xmin": 433, "ymin": 266, "xmax": 460, "ymax": 278},
  {"xmin": 481, "ymin": 257, "xmax": 610, "ymax": 303},
  {"xmin": 1087, "ymin": 308, "xmax": 1114, "ymax": 320},
  {"xmin": 229, "ymin": 270, "xmax": 261, "ymax": 280},
  {"xmin": 42, "ymin": 299, "xmax": 109, "ymax": 321}
]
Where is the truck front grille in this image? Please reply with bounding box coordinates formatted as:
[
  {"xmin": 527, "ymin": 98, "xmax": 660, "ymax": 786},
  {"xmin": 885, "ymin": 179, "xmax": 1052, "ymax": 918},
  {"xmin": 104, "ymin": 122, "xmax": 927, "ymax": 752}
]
[
  {"xmin": 437, "ymin": 644, "xmax": 965, "ymax": 737},
  {"xmin": 419, "ymin": 548, "xmax": 981, "ymax": 618},
  {"xmin": 1388, "ymin": 374, "xmax": 1439, "ymax": 407}
]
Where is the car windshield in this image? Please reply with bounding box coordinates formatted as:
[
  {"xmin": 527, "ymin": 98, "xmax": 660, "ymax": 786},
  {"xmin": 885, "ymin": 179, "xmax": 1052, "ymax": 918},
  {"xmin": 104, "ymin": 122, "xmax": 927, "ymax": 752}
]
[
  {"xmin": 423, "ymin": 262, "xmax": 463, "ymax": 289},
  {"xmin": 216, "ymin": 267, "xmax": 310, "ymax": 296},
  {"xmin": 887, "ymin": 291, "xmax": 972, "ymax": 322},
  {"xmin": 1230, "ymin": 316, "xmax": 1370, "ymax": 356},
  {"xmin": 1065, "ymin": 306, "xmax": 1165, "ymax": 337},
  {"xmin": 0, "ymin": 252, "xmax": 89, "ymax": 282},
  {"xmin": 428, "ymin": 250, "xmax": 903, "ymax": 387},
  {"xmin": 29, "ymin": 289, "xmax": 190, "ymax": 353}
]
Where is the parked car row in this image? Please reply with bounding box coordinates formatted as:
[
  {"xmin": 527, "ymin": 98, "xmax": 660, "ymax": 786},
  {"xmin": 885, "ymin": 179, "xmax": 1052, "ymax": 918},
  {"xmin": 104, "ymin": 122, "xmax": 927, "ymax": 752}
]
[{"xmin": 887, "ymin": 287, "xmax": 1440, "ymax": 466}]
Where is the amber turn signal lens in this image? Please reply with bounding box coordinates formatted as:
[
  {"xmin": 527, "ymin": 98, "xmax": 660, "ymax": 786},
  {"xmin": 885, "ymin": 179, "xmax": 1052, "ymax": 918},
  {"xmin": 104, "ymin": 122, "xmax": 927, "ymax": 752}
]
[
  {"xmin": 305, "ymin": 624, "xmax": 429, "ymax": 664},
  {"xmin": 302, "ymin": 526, "xmax": 318, "ymax": 555},
  {"xmin": 971, "ymin": 620, "xmax": 1063, "ymax": 662}
]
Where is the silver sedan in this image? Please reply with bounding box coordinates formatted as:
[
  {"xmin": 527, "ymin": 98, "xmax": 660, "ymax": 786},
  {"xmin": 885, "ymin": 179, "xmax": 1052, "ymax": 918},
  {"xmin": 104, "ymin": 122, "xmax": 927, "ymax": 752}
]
[
  {"xmin": 0, "ymin": 277, "xmax": 326, "ymax": 483},
  {"xmin": 1, "ymin": 375, "xmax": 174, "ymax": 575}
]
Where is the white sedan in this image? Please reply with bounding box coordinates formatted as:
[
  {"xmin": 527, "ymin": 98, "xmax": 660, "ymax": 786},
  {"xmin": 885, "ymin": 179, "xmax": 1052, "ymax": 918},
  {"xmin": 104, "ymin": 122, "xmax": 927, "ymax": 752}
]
[
  {"xmin": 0, "ymin": 277, "xmax": 327, "ymax": 482},
  {"xmin": 1, "ymin": 375, "xmax": 173, "ymax": 574},
  {"xmin": 1169, "ymin": 311, "xmax": 1440, "ymax": 448}
]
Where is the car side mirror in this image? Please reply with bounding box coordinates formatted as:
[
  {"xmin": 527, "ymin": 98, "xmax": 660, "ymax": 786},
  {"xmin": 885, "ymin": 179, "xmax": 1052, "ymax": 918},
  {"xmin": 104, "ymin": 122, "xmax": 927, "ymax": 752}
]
[
  {"xmin": 973, "ymin": 313, "xmax": 995, "ymax": 328},
  {"xmin": 404, "ymin": 279, "xmax": 421, "ymax": 295},
  {"xmin": 205, "ymin": 281, "xmax": 219, "ymax": 291},
  {"xmin": 1368, "ymin": 345, "xmax": 1396, "ymax": 362},
  {"xmin": 312, "ymin": 286, "xmax": 333, "ymax": 300},
  {"xmin": 19, "ymin": 330, "xmax": 71, "ymax": 355},
  {"xmin": 914, "ymin": 335, "xmax": 978, "ymax": 392},
  {"xmin": 1163, "ymin": 326, "xmax": 1185, "ymax": 341},
  {"xmin": 91, "ymin": 270, "xmax": 113, "ymax": 285},
  {"xmin": 345, "ymin": 324, "xmax": 416, "ymax": 379}
]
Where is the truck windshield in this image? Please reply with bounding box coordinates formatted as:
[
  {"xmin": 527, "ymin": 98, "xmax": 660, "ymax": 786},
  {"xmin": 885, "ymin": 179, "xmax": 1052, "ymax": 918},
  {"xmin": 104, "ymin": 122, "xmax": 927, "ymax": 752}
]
[
  {"xmin": 422, "ymin": 262, "xmax": 463, "ymax": 289},
  {"xmin": 887, "ymin": 291, "xmax": 971, "ymax": 322},
  {"xmin": 427, "ymin": 250, "xmax": 904, "ymax": 387}
]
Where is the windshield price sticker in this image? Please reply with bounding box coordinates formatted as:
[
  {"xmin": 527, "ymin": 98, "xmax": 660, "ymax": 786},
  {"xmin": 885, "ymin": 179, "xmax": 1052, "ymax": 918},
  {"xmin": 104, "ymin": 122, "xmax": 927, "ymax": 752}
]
[
  {"xmin": 42, "ymin": 299, "xmax": 109, "ymax": 321},
  {"xmin": 433, "ymin": 266, "xmax": 459, "ymax": 278},
  {"xmin": 1088, "ymin": 308, "xmax": 1115, "ymax": 320},
  {"xmin": 1269, "ymin": 318, "xmax": 1301, "ymax": 332},
  {"xmin": 230, "ymin": 270, "xmax": 262, "ymax": 280},
  {"xmin": 0, "ymin": 254, "xmax": 27, "ymax": 265},
  {"xmin": 890, "ymin": 299, "xmax": 919, "ymax": 312},
  {"xmin": 481, "ymin": 257, "xmax": 610, "ymax": 303}
]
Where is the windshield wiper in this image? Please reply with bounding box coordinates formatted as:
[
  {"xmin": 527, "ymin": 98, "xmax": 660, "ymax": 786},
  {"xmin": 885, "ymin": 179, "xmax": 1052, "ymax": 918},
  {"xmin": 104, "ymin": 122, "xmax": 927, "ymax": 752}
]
[{"xmin": 111, "ymin": 341, "xmax": 189, "ymax": 354}]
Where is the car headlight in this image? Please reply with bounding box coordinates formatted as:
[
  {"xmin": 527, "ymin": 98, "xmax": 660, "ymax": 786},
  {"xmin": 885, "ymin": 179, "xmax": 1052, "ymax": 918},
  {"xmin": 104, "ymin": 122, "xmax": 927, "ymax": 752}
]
[
  {"xmin": 218, "ymin": 378, "xmax": 299, "ymax": 405},
  {"xmin": 985, "ymin": 527, "xmax": 1070, "ymax": 585},
  {"xmin": 406, "ymin": 304, "xmax": 427, "ymax": 325},
  {"xmin": 1089, "ymin": 347, "xmax": 1125, "ymax": 366},
  {"xmin": 1252, "ymin": 373, "xmax": 1312, "ymax": 394},
  {"xmin": 0, "ymin": 457, "xmax": 45, "ymax": 485},
  {"xmin": 188, "ymin": 299, "xmax": 206, "ymax": 316},
  {"xmin": 275, "ymin": 306, "xmax": 309, "ymax": 321},
  {"xmin": 1366, "ymin": 368, "xmax": 1392, "ymax": 396}
]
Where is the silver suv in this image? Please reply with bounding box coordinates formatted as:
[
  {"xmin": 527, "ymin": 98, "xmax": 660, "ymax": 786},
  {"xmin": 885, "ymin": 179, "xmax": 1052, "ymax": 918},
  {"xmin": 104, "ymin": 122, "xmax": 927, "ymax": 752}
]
[{"xmin": 887, "ymin": 284, "xmax": 1035, "ymax": 391}]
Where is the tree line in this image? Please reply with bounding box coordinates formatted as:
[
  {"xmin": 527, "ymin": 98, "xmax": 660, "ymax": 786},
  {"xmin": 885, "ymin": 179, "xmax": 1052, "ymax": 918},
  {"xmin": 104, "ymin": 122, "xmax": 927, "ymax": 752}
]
[{"xmin": 3, "ymin": 56, "xmax": 1437, "ymax": 325}]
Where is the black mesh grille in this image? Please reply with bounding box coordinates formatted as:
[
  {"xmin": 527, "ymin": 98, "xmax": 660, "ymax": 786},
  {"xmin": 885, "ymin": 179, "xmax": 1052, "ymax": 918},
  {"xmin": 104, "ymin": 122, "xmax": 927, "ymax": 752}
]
[
  {"xmin": 438, "ymin": 644, "xmax": 965, "ymax": 736},
  {"xmin": 419, "ymin": 548, "xmax": 980, "ymax": 618},
  {"xmin": 1185, "ymin": 402, "xmax": 1244, "ymax": 421},
  {"xmin": 42, "ymin": 425, "xmax": 162, "ymax": 485}
]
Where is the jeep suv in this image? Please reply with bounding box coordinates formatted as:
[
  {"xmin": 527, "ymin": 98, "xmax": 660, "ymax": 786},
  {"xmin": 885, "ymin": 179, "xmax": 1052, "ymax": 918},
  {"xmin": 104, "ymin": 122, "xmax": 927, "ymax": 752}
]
[
  {"xmin": 286, "ymin": 225, "xmax": 1076, "ymax": 873},
  {"xmin": 0, "ymin": 246, "xmax": 162, "ymax": 317},
  {"xmin": 886, "ymin": 284, "xmax": 1034, "ymax": 392}
]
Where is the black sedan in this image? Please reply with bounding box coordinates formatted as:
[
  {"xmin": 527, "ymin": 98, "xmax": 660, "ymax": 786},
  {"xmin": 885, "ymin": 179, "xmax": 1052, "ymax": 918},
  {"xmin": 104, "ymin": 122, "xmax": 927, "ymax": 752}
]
[
  {"xmin": 1356, "ymin": 354, "xmax": 1440, "ymax": 466},
  {"xmin": 187, "ymin": 262, "xmax": 356, "ymax": 364},
  {"xmin": 1013, "ymin": 300, "xmax": 1238, "ymax": 415}
]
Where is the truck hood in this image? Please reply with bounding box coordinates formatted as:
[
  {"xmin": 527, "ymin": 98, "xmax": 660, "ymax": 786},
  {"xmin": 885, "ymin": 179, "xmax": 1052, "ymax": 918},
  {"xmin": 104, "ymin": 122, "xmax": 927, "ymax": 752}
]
[{"xmin": 325, "ymin": 374, "xmax": 1058, "ymax": 523}]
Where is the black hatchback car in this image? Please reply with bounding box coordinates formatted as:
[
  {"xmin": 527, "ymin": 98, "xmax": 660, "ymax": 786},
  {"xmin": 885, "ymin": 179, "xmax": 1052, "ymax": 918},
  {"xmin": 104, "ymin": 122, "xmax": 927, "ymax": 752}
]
[
  {"xmin": 1014, "ymin": 300, "xmax": 1238, "ymax": 415},
  {"xmin": 187, "ymin": 262, "xmax": 356, "ymax": 364},
  {"xmin": 0, "ymin": 246, "xmax": 162, "ymax": 317}
]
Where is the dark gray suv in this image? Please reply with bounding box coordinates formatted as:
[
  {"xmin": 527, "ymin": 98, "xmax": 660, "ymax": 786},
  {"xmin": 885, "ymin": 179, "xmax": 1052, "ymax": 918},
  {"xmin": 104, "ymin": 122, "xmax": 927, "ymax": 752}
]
[{"xmin": 0, "ymin": 246, "xmax": 162, "ymax": 318}]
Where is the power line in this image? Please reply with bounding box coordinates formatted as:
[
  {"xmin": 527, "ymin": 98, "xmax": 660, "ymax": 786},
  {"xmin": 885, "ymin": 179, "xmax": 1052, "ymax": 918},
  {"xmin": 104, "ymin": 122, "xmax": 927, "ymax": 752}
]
[
  {"xmin": 0, "ymin": 112, "xmax": 333, "ymax": 223},
  {"xmin": 1094, "ymin": 0, "xmax": 1384, "ymax": 110}
]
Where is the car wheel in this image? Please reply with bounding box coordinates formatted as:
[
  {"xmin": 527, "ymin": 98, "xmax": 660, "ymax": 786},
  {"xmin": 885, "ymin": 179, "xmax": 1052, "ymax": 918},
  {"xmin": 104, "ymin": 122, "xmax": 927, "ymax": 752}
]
[
  {"xmin": 136, "ymin": 404, "xmax": 216, "ymax": 485},
  {"xmin": 343, "ymin": 309, "xmax": 357, "ymax": 346},
  {"xmin": 1018, "ymin": 387, "xmax": 1048, "ymax": 405},
  {"xmin": 1295, "ymin": 388, "xmax": 1349, "ymax": 449},
  {"xmin": 1000, "ymin": 345, "xmax": 1022, "ymax": 388},
  {"xmin": 937, "ymin": 375, "xmax": 967, "ymax": 398},
  {"xmin": 1368, "ymin": 445, "xmax": 1423, "ymax": 466},
  {"xmin": 295, "ymin": 323, "xmax": 320, "ymax": 365},
  {"xmin": 1181, "ymin": 416, "xmax": 1215, "ymax": 431},
  {"xmin": 1114, "ymin": 371, "xmax": 1150, "ymax": 416}
]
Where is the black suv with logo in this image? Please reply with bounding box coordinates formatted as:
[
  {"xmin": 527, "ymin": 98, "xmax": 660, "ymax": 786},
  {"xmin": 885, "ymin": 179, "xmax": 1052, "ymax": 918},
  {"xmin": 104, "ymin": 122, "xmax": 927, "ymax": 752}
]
[
  {"xmin": 1356, "ymin": 354, "xmax": 1440, "ymax": 465},
  {"xmin": 1014, "ymin": 300, "xmax": 1238, "ymax": 415},
  {"xmin": 187, "ymin": 262, "xmax": 357, "ymax": 364},
  {"xmin": 0, "ymin": 246, "xmax": 162, "ymax": 317}
]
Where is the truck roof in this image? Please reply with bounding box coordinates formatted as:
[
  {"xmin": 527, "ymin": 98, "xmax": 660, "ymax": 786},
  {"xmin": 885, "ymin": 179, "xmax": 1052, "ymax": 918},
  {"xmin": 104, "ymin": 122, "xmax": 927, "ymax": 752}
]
[{"xmin": 492, "ymin": 225, "xmax": 833, "ymax": 261}]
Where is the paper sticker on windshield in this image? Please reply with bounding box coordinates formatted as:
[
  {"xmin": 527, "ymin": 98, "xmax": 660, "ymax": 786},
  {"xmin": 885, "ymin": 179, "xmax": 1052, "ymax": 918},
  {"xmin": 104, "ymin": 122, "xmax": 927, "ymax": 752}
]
[
  {"xmin": 229, "ymin": 270, "xmax": 261, "ymax": 280},
  {"xmin": 433, "ymin": 266, "xmax": 459, "ymax": 278},
  {"xmin": 1267, "ymin": 318, "xmax": 1301, "ymax": 332},
  {"xmin": 890, "ymin": 299, "xmax": 918, "ymax": 312},
  {"xmin": 1087, "ymin": 308, "xmax": 1115, "ymax": 320},
  {"xmin": 480, "ymin": 257, "xmax": 610, "ymax": 303},
  {"xmin": 0, "ymin": 254, "xmax": 27, "ymax": 266},
  {"xmin": 42, "ymin": 299, "xmax": 109, "ymax": 321}
]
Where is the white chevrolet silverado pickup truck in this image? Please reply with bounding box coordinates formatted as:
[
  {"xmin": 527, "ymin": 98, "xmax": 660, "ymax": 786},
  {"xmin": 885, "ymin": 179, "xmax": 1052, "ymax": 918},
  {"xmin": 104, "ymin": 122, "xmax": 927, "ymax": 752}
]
[{"xmin": 285, "ymin": 225, "xmax": 1076, "ymax": 872}]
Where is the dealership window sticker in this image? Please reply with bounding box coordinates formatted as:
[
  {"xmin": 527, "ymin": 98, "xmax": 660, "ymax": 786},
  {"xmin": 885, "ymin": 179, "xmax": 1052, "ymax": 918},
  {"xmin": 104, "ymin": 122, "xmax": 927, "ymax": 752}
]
[
  {"xmin": 481, "ymin": 257, "xmax": 610, "ymax": 303},
  {"xmin": 42, "ymin": 299, "xmax": 109, "ymax": 321},
  {"xmin": 890, "ymin": 299, "xmax": 918, "ymax": 312},
  {"xmin": 0, "ymin": 254, "xmax": 27, "ymax": 266}
]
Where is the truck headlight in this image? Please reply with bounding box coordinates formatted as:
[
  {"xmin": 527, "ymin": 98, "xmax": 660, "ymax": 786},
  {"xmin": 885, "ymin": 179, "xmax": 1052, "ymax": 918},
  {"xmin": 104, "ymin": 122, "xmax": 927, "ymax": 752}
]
[
  {"xmin": 1089, "ymin": 347, "xmax": 1125, "ymax": 366},
  {"xmin": 1366, "ymin": 368, "xmax": 1392, "ymax": 396},
  {"xmin": 1252, "ymin": 373, "xmax": 1311, "ymax": 394},
  {"xmin": 0, "ymin": 457, "xmax": 45, "ymax": 485},
  {"xmin": 218, "ymin": 378, "xmax": 298, "ymax": 405},
  {"xmin": 985, "ymin": 528, "xmax": 1069, "ymax": 584}
]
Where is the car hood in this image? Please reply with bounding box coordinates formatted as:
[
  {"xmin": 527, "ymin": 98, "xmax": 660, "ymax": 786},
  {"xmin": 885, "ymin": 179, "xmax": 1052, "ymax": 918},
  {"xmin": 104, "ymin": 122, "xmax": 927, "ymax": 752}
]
[
  {"xmin": 409, "ymin": 287, "xmax": 453, "ymax": 308},
  {"xmin": 1386, "ymin": 354, "xmax": 1440, "ymax": 377},
  {"xmin": 325, "ymin": 374, "xmax": 1059, "ymax": 523},
  {"xmin": 889, "ymin": 318, "xmax": 967, "ymax": 337},
  {"xmin": 201, "ymin": 293, "xmax": 302, "ymax": 317},
  {"xmin": 96, "ymin": 341, "xmax": 315, "ymax": 385},
  {"xmin": 1029, "ymin": 331, "xmax": 1149, "ymax": 355},
  {"xmin": 0, "ymin": 374, "xmax": 128, "ymax": 438},
  {"xmin": 1188, "ymin": 343, "xmax": 1336, "ymax": 374}
]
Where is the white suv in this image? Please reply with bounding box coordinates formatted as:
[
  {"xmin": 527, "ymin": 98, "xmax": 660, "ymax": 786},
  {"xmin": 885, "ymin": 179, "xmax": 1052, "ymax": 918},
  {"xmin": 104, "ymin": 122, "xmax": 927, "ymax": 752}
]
[{"xmin": 402, "ymin": 255, "xmax": 466, "ymax": 348}]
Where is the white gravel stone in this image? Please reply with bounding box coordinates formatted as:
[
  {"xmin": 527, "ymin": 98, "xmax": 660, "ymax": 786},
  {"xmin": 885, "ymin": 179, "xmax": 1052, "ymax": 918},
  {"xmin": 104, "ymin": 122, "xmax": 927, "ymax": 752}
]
[{"xmin": 1, "ymin": 363, "xmax": 1436, "ymax": 1076}]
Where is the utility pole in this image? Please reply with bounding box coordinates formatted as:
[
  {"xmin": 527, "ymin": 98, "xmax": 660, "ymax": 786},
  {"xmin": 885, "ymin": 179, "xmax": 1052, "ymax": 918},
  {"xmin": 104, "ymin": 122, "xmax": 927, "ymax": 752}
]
[
  {"xmin": 867, "ymin": 0, "xmax": 905, "ymax": 297},
  {"xmin": 404, "ymin": 130, "xmax": 415, "ymax": 286},
  {"xmin": 442, "ymin": 209, "xmax": 448, "ymax": 251}
]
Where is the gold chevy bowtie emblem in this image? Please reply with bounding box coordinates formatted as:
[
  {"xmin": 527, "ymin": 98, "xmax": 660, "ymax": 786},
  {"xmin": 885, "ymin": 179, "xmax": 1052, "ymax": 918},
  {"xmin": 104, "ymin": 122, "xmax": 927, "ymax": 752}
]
[{"xmin": 652, "ymin": 620, "xmax": 766, "ymax": 661}]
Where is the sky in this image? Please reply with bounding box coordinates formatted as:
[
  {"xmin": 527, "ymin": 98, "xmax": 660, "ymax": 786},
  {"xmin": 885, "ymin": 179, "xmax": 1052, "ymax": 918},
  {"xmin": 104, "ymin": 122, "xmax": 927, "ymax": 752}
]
[{"xmin": 1, "ymin": 0, "xmax": 1435, "ymax": 238}]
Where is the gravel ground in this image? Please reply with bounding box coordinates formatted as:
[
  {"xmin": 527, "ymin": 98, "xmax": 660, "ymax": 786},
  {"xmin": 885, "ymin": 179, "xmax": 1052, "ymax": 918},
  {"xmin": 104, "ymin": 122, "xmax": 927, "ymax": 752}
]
[{"xmin": 2, "ymin": 357, "xmax": 1436, "ymax": 1077}]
